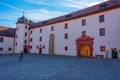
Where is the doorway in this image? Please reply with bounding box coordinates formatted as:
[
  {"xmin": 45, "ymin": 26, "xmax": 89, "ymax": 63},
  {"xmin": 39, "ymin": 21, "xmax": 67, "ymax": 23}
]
[
  {"xmin": 112, "ymin": 48, "xmax": 118, "ymax": 59},
  {"xmin": 24, "ymin": 48, "xmax": 27, "ymax": 53},
  {"xmin": 39, "ymin": 48, "xmax": 42, "ymax": 54},
  {"xmin": 80, "ymin": 45, "xmax": 90, "ymax": 57},
  {"xmin": 49, "ymin": 34, "xmax": 54, "ymax": 54}
]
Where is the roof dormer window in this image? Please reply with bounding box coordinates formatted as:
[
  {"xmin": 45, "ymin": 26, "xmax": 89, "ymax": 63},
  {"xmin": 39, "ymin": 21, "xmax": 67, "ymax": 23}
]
[
  {"xmin": 100, "ymin": 4, "xmax": 107, "ymax": 10},
  {"xmin": 65, "ymin": 15, "xmax": 72, "ymax": 19},
  {"xmin": 42, "ymin": 21, "xmax": 48, "ymax": 25}
]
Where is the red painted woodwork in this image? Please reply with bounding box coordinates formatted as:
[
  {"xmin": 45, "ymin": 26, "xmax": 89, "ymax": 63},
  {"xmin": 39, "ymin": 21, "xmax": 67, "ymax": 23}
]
[{"xmin": 76, "ymin": 35, "xmax": 94, "ymax": 57}]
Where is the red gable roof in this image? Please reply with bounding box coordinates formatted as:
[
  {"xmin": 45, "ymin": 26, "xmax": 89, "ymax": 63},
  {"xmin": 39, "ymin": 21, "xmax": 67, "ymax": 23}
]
[
  {"xmin": 0, "ymin": 28, "xmax": 15, "ymax": 37},
  {"xmin": 30, "ymin": 0, "xmax": 120, "ymax": 29}
]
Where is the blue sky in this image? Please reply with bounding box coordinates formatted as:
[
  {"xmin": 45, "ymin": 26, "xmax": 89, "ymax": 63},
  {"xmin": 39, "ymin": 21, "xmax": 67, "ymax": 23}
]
[{"xmin": 0, "ymin": 0, "xmax": 108, "ymax": 28}]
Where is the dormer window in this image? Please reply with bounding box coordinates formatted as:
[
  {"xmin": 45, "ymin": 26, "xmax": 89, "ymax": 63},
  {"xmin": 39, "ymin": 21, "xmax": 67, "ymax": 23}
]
[
  {"xmin": 100, "ymin": 4, "xmax": 107, "ymax": 10},
  {"xmin": 65, "ymin": 15, "xmax": 72, "ymax": 19},
  {"xmin": 42, "ymin": 21, "xmax": 48, "ymax": 25}
]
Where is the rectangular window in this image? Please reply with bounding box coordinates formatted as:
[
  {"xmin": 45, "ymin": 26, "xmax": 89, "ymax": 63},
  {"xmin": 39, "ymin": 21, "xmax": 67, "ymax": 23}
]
[
  {"xmin": 40, "ymin": 29, "xmax": 42, "ymax": 33},
  {"xmin": 99, "ymin": 15, "xmax": 105, "ymax": 22},
  {"xmin": 16, "ymin": 42, "xmax": 17, "ymax": 46},
  {"xmin": 0, "ymin": 48, "xmax": 3, "ymax": 51},
  {"xmin": 65, "ymin": 46, "xmax": 68, "ymax": 51},
  {"xmin": 0, "ymin": 38, "xmax": 4, "ymax": 42},
  {"xmin": 64, "ymin": 33, "xmax": 68, "ymax": 39},
  {"xmin": 82, "ymin": 31, "xmax": 86, "ymax": 36},
  {"xmin": 25, "ymin": 33, "xmax": 27, "ymax": 36},
  {"xmin": 51, "ymin": 26, "xmax": 54, "ymax": 31},
  {"xmin": 8, "ymin": 48, "xmax": 12, "ymax": 51},
  {"xmin": 100, "ymin": 28, "xmax": 105, "ymax": 36},
  {"xmin": 65, "ymin": 23, "xmax": 68, "ymax": 29},
  {"xmin": 30, "ymin": 38, "xmax": 33, "ymax": 42},
  {"xmin": 30, "ymin": 30, "xmax": 32, "ymax": 34},
  {"xmin": 24, "ymin": 40, "xmax": 27, "ymax": 44},
  {"xmin": 36, "ymin": 46, "xmax": 38, "ymax": 49},
  {"xmin": 100, "ymin": 46, "xmax": 106, "ymax": 52},
  {"xmin": 39, "ymin": 37, "xmax": 42, "ymax": 41},
  {"xmin": 30, "ymin": 46, "xmax": 32, "ymax": 49},
  {"xmin": 25, "ymin": 26, "xmax": 27, "ymax": 29},
  {"xmin": 82, "ymin": 19, "xmax": 86, "ymax": 26}
]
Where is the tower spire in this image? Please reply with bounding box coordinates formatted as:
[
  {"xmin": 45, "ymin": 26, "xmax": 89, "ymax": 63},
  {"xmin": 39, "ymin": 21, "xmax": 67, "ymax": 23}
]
[{"xmin": 23, "ymin": 11, "xmax": 24, "ymax": 17}]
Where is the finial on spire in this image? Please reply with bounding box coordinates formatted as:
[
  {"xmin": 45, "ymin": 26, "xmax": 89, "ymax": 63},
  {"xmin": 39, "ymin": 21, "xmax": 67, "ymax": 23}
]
[{"xmin": 23, "ymin": 11, "xmax": 24, "ymax": 17}]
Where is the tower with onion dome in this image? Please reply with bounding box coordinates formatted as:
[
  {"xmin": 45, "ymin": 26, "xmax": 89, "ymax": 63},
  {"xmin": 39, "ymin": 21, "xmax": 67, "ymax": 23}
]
[{"xmin": 15, "ymin": 13, "xmax": 30, "ymax": 53}]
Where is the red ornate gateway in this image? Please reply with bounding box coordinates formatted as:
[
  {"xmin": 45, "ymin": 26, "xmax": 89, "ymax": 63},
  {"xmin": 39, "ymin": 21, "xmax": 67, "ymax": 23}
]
[{"xmin": 76, "ymin": 35, "xmax": 94, "ymax": 57}]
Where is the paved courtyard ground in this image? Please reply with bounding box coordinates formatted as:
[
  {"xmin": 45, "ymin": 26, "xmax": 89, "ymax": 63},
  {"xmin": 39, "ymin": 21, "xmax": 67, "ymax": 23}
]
[{"xmin": 0, "ymin": 54, "xmax": 120, "ymax": 80}]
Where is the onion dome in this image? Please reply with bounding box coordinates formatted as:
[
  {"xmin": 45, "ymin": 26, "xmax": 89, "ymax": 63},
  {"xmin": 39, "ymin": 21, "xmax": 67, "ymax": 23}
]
[{"xmin": 16, "ymin": 15, "xmax": 28, "ymax": 24}]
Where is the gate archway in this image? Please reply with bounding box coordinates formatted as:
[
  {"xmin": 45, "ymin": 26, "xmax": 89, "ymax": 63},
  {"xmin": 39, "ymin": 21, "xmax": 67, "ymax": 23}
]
[{"xmin": 76, "ymin": 35, "xmax": 94, "ymax": 57}]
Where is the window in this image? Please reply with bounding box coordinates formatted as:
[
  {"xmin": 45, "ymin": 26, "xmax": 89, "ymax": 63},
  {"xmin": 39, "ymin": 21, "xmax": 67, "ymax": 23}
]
[
  {"xmin": 30, "ymin": 30, "xmax": 32, "ymax": 34},
  {"xmin": 0, "ymin": 38, "xmax": 4, "ymax": 42},
  {"xmin": 25, "ymin": 33, "xmax": 27, "ymax": 36},
  {"xmin": 25, "ymin": 26, "xmax": 27, "ymax": 29},
  {"xmin": 51, "ymin": 26, "xmax": 54, "ymax": 31},
  {"xmin": 65, "ymin": 23, "xmax": 68, "ymax": 29},
  {"xmin": 39, "ymin": 37, "xmax": 42, "ymax": 41},
  {"xmin": 30, "ymin": 38, "xmax": 33, "ymax": 42},
  {"xmin": 100, "ymin": 28, "xmax": 105, "ymax": 36},
  {"xmin": 100, "ymin": 46, "xmax": 106, "ymax": 52},
  {"xmin": 8, "ymin": 48, "xmax": 12, "ymax": 51},
  {"xmin": 42, "ymin": 21, "xmax": 48, "ymax": 25},
  {"xmin": 0, "ymin": 48, "xmax": 3, "ymax": 51},
  {"xmin": 99, "ymin": 15, "xmax": 105, "ymax": 22},
  {"xmin": 65, "ymin": 46, "xmax": 68, "ymax": 51},
  {"xmin": 36, "ymin": 46, "xmax": 38, "ymax": 49},
  {"xmin": 65, "ymin": 15, "xmax": 72, "ymax": 19},
  {"xmin": 30, "ymin": 46, "xmax": 32, "ymax": 49},
  {"xmin": 16, "ymin": 42, "xmax": 17, "ymax": 46},
  {"xmin": 100, "ymin": 4, "xmax": 107, "ymax": 10},
  {"xmin": 24, "ymin": 40, "xmax": 27, "ymax": 44},
  {"xmin": 82, "ymin": 31, "xmax": 86, "ymax": 36},
  {"xmin": 43, "ymin": 45, "xmax": 45, "ymax": 49},
  {"xmin": 16, "ymin": 27, "xmax": 18, "ymax": 31},
  {"xmin": 64, "ymin": 33, "xmax": 68, "ymax": 39},
  {"xmin": 40, "ymin": 29, "xmax": 42, "ymax": 33},
  {"xmin": 82, "ymin": 19, "xmax": 86, "ymax": 26}
]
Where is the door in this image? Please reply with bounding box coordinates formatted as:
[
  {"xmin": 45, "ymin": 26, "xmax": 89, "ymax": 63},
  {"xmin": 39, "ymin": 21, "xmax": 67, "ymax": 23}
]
[
  {"xmin": 112, "ymin": 48, "xmax": 118, "ymax": 59},
  {"xmin": 39, "ymin": 48, "xmax": 42, "ymax": 54},
  {"xmin": 80, "ymin": 45, "xmax": 90, "ymax": 57},
  {"xmin": 24, "ymin": 48, "xmax": 27, "ymax": 53},
  {"xmin": 49, "ymin": 34, "xmax": 54, "ymax": 54}
]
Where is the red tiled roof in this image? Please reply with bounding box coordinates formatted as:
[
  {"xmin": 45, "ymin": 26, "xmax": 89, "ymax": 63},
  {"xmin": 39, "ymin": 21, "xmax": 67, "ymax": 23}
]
[
  {"xmin": 30, "ymin": 0, "xmax": 120, "ymax": 29},
  {"xmin": 0, "ymin": 28, "xmax": 15, "ymax": 37}
]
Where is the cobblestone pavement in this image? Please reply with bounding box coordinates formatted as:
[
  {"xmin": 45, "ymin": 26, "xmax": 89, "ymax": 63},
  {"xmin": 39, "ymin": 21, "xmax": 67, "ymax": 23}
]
[{"xmin": 0, "ymin": 54, "xmax": 120, "ymax": 80}]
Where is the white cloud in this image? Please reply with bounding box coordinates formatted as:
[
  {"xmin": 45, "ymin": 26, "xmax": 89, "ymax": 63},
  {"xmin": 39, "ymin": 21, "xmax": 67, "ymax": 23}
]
[
  {"xmin": 25, "ymin": 0, "xmax": 49, "ymax": 5},
  {"xmin": 60, "ymin": 0, "xmax": 110, "ymax": 8},
  {"xmin": 25, "ymin": 9, "xmax": 68, "ymax": 22},
  {"xmin": 1, "ymin": 3, "xmax": 24, "ymax": 11},
  {"xmin": 25, "ymin": 0, "xmax": 109, "ymax": 9}
]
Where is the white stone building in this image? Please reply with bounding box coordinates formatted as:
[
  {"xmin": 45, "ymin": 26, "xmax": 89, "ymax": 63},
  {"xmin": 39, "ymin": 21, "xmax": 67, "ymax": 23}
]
[
  {"xmin": 1, "ymin": 0, "xmax": 120, "ymax": 58},
  {"xmin": 0, "ymin": 27, "xmax": 15, "ymax": 54}
]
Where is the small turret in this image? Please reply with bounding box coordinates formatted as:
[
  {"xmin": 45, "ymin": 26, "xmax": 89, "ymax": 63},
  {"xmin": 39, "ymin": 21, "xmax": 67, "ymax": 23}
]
[
  {"xmin": 15, "ymin": 12, "xmax": 30, "ymax": 53},
  {"xmin": 16, "ymin": 12, "xmax": 29, "ymax": 24}
]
